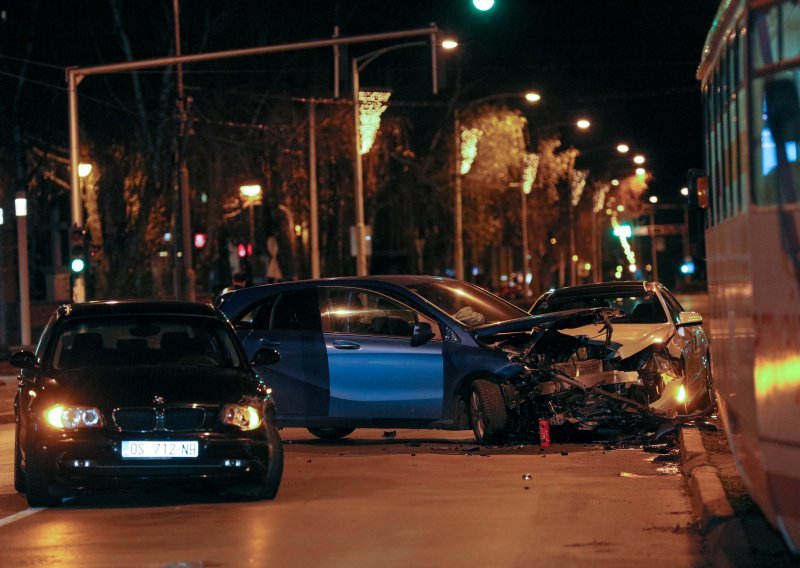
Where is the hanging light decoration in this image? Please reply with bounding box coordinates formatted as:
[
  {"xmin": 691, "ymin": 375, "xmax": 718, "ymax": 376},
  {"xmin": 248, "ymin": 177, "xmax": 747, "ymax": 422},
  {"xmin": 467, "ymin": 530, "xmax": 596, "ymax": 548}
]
[
  {"xmin": 522, "ymin": 153, "xmax": 540, "ymax": 195},
  {"xmin": 460, "ymin": 127, "xmax": 483, "ymax": 175},
  {"xmin": 592, "ymin": 182, "xmax": 610, "ymax": 213},
  {"xmin": 570, "ymin": 170, "xmax": 587, "ymax": 206},
  {"xmin": 359, "ymin": 90, "xmax": 391, "ymax": 155},
  {"xmin": 610, "ymin": 214, "xmax": 636, "ymax": 268}
]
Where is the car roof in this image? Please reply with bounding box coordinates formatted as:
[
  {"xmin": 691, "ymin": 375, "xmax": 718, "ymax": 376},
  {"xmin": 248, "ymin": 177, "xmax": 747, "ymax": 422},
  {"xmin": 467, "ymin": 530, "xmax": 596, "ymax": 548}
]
[
  {"xmin": 59, "ymin": 300, "xmax": 218, "ymax": 319},
  {"xmin": 546, "ymin": 281, "xmax": 655, "ymax": 298}
]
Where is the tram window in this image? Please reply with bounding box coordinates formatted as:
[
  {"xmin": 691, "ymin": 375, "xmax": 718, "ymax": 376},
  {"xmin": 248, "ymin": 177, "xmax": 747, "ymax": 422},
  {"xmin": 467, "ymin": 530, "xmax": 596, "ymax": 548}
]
[
  {"xmin": 783, "ymin": 3, "xmax": 800, "ymax": 60},
  {"xmin": 754, "ymin": 75, "xmax": 800, "ymax": 206},
  {"xmin": 752, "ymin": 7, "xmax": 780, "ymax": 70}
]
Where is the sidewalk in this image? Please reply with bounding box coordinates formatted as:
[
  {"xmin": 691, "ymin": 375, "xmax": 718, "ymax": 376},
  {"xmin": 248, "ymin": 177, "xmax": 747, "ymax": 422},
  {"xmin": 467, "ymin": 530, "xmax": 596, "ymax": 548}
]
[
  {"xmin": 0, "ymin": 360, "xmax": 15, "ymax": 424},
  {"xmin": 679, "ymin": 423, "xmax": 798, "ymax": 566}
]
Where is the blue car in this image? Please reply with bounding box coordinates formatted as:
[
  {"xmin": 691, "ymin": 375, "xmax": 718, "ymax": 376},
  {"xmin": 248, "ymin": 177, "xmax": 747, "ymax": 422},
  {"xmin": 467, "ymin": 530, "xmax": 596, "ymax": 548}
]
[{"xmin": 216, "ymin": 276, "xmax": 532, "ymax": 443}]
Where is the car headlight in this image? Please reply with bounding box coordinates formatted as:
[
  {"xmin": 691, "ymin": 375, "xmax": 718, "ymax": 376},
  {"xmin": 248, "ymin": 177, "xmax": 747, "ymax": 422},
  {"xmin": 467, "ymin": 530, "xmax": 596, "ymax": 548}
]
[
  {"xmin": 44, "ymin": 404, "xmax": 103, "ymax": 429},
  {"xmin": 221, "ymin": 404, "xmax": 262, "ymax": 431}
]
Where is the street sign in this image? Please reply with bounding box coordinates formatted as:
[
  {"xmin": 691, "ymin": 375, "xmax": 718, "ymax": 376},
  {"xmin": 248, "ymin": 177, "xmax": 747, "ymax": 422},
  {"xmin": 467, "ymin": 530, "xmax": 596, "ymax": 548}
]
[{"xmin": 632, "ymin": 224, "xmax": 685, "ymax": 237}]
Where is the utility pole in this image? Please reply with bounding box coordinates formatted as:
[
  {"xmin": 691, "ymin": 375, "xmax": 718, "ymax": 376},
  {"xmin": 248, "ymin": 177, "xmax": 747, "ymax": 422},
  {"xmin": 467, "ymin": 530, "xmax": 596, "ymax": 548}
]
[
  {"xmin": 173, "ymin": 0, "xmax": 195, "ymax": 301},
  {"xmin": 309, "ymin": 102, "xmax": 320, "ymax": 278}
]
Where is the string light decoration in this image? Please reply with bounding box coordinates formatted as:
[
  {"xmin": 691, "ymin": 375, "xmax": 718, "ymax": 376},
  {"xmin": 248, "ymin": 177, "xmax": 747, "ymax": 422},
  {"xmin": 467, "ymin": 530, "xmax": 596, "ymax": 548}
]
[
  {"xmin": 460, "ymin": 127, "xmax": 483, "ymax": 175},
  {"xmin": 358, "ymin": 90, "xmax": 391, "ymax": 155},
  {"xmin": 592, "ymin": 182, "xmax": 610, "ymax": 213},
  {"xmin": 570, "ymin": 170, "xmax": 588, "ymax": 206},
  {"xmin": 610, "ymin": 214, "xmax": 636, "ymax": 268},
  {"xmin": 522, "ymin": 153, "xmax": 540, "ymax": 195}
]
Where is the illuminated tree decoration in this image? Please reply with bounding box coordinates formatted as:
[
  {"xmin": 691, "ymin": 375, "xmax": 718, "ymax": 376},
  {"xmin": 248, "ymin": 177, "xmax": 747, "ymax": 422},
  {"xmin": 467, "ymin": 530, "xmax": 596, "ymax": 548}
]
[
  {"xmin": 358, "ymin": 90, "xmax": 391, "ymax": 155},
  {"xmin": 460, "ymin": 127, "xmax": 483, "ymax": 175},
  {"xmin": 522, "ymin": 153, "xmax": 539, "ymax": 195},
  {"xmin": 592, "ymin": 182, "xmax": 610, "ymax": 213},
  {"xmin": 570, "ymin": 169, "xmax": 587, "ymax": 206},
  {"xmin": 610, "ymin": 214, "xmax": 636, "ymax": 267}
]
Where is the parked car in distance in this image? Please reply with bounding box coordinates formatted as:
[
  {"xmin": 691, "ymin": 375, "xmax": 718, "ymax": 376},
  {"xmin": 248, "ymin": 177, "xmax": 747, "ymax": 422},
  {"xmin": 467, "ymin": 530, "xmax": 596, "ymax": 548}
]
[
  {"xmin": 12, "ymin": 300, "xmax": 283, "ymax": 507},
  {"xmin": 216, "ymin": 276, "xmax": 533, "ymax": 443},
  {"xmin": 529, "ymin": 281, "xmax": 712, "ymax": 413}
]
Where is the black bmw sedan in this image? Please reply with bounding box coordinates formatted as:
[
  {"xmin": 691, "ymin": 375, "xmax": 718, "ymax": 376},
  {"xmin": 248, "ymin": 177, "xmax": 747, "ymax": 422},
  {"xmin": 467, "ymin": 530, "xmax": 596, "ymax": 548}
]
[{"xmin": 11, "ymin": 300, "xmax": 283, "ymax": 507}]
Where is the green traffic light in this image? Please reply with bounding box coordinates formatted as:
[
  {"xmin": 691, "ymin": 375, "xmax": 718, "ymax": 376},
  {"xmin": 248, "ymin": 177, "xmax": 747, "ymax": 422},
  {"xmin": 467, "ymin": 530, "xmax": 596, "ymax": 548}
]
[
  {"xmin": 472, "ymin": 0, "xmax": 495, "ymax": 11},
  {"xmin": 71, "ymin": 258, "xmax": 86, "ymax": 273}
]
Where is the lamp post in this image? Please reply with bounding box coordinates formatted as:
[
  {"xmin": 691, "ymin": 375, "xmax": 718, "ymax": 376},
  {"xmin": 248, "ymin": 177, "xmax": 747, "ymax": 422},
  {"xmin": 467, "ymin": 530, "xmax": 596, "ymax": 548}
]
[
  {"xmin": 351, "ymin": 39, "xmax": 446, "ymax": 276},
  {"xmin": 239, "ymin": 184, "xmax": 262, "ymax": 258},
  {"xmin": 15, "ymin": 192, "xmax": 30, "ymax": 346},
  {"xmin": 453, "ymin": 91, "xmax": 542, "ymax": 281}
]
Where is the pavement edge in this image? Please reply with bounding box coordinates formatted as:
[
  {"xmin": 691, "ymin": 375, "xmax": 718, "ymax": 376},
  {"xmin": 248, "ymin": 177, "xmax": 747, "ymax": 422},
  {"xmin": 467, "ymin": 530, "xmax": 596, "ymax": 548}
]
[{"xmin": 680, "ymin": 426, "xmax": 756, "ymax": 567}]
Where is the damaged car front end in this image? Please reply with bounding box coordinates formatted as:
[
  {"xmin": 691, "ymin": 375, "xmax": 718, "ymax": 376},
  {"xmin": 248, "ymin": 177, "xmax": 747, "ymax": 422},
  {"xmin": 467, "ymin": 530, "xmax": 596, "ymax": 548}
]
[{"xmin": 473, "ymin": 307, "xmax": 707, "ymax": 442}]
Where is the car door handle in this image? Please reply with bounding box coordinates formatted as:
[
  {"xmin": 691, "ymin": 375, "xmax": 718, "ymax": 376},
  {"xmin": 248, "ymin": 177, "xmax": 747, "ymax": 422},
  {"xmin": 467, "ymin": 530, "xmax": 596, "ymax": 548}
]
[
  {"xmin": 259, "ymin": 339, "xmax": 281, "ymax": 348},
  {"xmin": 332, "ymin": 340, "xmax": 361, "ymax": 350}
]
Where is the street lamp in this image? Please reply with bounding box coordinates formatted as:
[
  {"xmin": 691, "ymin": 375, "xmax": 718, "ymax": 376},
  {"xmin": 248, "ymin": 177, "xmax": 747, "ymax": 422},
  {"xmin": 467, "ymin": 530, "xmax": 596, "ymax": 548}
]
[
  {"xmin": 576, "ymin": 118, "xmax": 591, "ymax": 130},
  {"xmin": 633, "ymin": 154, "xmax": 646, "ymax": 165},
  {"xmin": 15, "ymin": 192, "xmax": 30, "ymax": 346},
  {"xmin": 616, "ymin": 144, "xmax": 630, "ymax": 154},
  {"xmin": 352, "ymin": 39, "xmax": 444, "ymax": 276},
  {"xmin": 453, "ymin": 91, "xmax": 542, "ymax": 281},
  {"xmin": 239, "ymin": 184, "xmax": 262, "ymax": 258}
]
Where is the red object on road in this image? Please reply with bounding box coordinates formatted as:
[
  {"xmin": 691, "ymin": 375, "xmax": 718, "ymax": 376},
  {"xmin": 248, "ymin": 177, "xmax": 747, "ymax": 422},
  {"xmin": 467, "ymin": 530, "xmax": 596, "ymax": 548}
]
[{"xmin": 539, "ymin": 418, "xmax": 551, "ymax": 447}]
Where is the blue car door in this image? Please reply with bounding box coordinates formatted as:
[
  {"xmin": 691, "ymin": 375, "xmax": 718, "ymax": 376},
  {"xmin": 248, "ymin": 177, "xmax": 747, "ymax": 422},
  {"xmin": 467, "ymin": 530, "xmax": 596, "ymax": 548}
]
[
  {"xmin": 320, "ymin": 287, "xmax": 444, "ymax": 420},
  {"xmin": 236, "ymin": 288, "xmax": 329, "ymax": 418}
]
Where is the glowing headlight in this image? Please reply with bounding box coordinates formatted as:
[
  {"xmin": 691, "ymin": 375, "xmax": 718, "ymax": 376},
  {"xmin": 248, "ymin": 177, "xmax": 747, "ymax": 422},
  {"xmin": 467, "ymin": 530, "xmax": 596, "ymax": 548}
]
[
  {"xmin": 221, "ymin": 404, "xmax": 262, "ymax": 431},
  {"xmin": 44, "ymin": 404, "xmax": 103, "ymax": 429}
]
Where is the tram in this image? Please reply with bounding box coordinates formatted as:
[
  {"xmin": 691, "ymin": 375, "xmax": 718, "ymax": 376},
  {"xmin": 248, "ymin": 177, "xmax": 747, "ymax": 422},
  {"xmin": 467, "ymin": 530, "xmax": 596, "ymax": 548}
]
[{"xmin": 697, "ymin": 0, "xmax": 800, "ymax": 553}]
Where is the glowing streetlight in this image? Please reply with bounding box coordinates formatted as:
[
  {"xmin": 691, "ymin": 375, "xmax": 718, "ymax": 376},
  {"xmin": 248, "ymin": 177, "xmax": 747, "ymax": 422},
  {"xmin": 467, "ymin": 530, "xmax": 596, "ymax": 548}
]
[
  {"xmin": 611, "ymin": 179, "xmax": 620, "ymax": 186},
  {"xmin": 473, "ymin": 0, "xmax": 495, "ymax": 11},
  {"xmin": 633, "ymin": 154, "xmax": 646, "ymax": 165},
  {"xmin": 649, "ymin": 195, "xmax": 658, "ymax": 204},
  {"xmin": 636, "ymin": 167, "xmax": 646, "ymax": 176},
  {"xmin": 616, "ymin": 144, "xmax": 630, "ymax": 154},
  {"xmin": 442, "ymin": 39, "xmax": 458, "ymax": 50},
  {"xmin": 681, "ymin": 186, "xmax": 689, "ymax": 197},
  {"xmin": 240, "ymin": 184, "xmax": 263, "ymax": 199},
  {"xmin": 78, "ymin": 162, "xmax": 93, "ymax": 178},
  {"xmin": 525, "ymin": 91, "xmax": 542, "ymax": 103},
  {"xmin": 576, "ymin": 119, "xmax": 591, "ymax": 130}
]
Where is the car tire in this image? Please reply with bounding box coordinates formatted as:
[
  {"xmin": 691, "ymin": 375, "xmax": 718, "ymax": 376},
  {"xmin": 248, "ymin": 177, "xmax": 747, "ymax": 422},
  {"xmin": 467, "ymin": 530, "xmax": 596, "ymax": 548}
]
[
  {"xmin": 257, "ymin": 421, "xmax": 284, "ymax": 500},
  {"xmin": 25, "ymin": 445, "xmax": 61, "ymax": 508},
  {"xmin": 14, "ymin": 426, "xmax": 26, "ymax": 493},
  {"xmin": 307, "ymin": 427, "xmax": 355, "ymax": 440},
  {"xmin": 468, "ymin": 380, "xmax": 508, "ymax": 445}
]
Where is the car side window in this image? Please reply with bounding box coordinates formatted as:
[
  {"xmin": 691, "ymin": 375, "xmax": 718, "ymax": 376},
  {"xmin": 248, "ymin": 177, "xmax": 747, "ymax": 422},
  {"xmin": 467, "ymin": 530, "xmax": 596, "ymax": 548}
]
[
  {"xmin": 661, "ymin": 290, "xmax": 685, "ymax": 325},
  {"xmin": 271, "ymin": 289, "xmax": 322, "ymax": 332},
  {"xmin": 319, "ymin": 288, "xmax": 420, "ymax": 337},
  {"xmin": 238, "ymin": 295, "xmax": 278, "ymax": 330}
]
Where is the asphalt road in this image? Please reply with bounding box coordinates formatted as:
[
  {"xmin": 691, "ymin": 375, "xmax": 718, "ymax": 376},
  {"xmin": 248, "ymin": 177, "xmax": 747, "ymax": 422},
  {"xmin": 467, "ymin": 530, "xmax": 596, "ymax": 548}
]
[{"xmin": 0, "ymin": 425, "xmax": 703, "ymax": 567}]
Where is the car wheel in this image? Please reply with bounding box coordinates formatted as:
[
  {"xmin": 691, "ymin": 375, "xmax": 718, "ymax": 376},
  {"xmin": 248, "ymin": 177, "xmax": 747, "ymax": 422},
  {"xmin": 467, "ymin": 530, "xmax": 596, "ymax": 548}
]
[
  {"xmin": 468, "ymin": 380, "xmax": 508, "ymax": 445},
  {"xmin": 25, "ymin": 445, "xmax": 61, "ymax": 508},
  {"xmin": 307, "ymin": 427, "xmax": 355, "ymax": 440},
  {"xmin": 14, "ymin": 426, "xmax": 25, "ymax": 493},
  {"xmin": 697, "ymin": 353, "xmax": 715, "ymax": 411}
]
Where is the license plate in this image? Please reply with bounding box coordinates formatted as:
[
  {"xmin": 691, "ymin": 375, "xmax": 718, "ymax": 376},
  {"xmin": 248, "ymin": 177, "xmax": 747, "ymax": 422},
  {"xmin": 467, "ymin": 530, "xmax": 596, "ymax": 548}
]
[{"xmin": 121, "ymin": 441, "xmax": 199, "ymax": 459}]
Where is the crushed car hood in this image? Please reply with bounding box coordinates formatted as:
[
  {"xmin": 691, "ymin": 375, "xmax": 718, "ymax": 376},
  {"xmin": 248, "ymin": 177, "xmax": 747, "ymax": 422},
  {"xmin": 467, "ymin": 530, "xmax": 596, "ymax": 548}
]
[
  {"xmin": 472, "ymin": 308, "xmax": 609, "ymax": 340},
  {"xmin": 556, "ymin": 322, "xmax": 674, "ymax": 359}
]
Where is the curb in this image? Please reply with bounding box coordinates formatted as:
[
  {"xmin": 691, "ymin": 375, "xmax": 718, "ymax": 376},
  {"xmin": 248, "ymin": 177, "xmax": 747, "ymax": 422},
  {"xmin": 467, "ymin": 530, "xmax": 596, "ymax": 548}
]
[{"xmin": 679, "ymin": 427, "xmax": 756, "ymax": 567}]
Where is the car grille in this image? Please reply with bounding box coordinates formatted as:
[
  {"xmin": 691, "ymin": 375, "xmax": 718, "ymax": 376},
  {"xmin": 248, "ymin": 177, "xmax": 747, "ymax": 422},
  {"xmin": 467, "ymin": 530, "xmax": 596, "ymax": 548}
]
[{"xmin": 113, "ymin": 407, "xmax": 208, "ymax": 432}]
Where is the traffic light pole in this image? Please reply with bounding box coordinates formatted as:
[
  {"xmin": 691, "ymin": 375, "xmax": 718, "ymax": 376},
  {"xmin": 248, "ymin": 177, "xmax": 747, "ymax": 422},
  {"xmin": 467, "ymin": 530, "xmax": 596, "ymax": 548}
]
[{"xmin": 66, "ymin": 25, "xmax": 440, "ymax": 300}]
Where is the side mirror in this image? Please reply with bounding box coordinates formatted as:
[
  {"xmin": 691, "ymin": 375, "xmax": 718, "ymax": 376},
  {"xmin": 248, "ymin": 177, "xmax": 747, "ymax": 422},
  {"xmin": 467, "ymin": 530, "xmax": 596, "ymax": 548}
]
[
  {"xmin": 10, "ymin": 350, "xmax": 38, "ymax": 370},
  {"xmin": 250, "ymin": 348, "xmax": 281, "ymax": 366},
  {"xmin": 410, "ymin": 322, "xmax": 435, "ymax": 347},
  {"xmin": 677, "ymin": 311, "xmax": 703, "ymax": 327}
]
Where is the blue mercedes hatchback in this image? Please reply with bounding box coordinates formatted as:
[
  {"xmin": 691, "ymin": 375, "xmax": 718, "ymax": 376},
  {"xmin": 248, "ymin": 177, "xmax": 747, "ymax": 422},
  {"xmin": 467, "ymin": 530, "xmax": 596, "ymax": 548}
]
[{"xmin": 216, "ymin": 276, "xmax": 532, "ymax": 443}]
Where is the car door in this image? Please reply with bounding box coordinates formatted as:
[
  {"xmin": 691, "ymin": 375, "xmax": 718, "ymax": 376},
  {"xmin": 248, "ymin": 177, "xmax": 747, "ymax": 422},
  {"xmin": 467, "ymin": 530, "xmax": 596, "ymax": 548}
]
[
  {"xmin": 236, "ymin": 288, "xmax": 329, "ymax": 418},
  {"xmin": 319, "ymin": 287, "xmax": 444, "ymax": 420}
]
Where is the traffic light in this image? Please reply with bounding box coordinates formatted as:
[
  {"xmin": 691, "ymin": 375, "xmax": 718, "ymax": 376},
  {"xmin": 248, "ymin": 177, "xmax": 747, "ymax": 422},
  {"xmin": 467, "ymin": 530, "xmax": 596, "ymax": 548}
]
[
  {"xmin": 472, "ymin": 0, "xmax": 495, "ymax": 11},
  {"xmin": 69, "ymin": 225, "xmax": 86, "ymax": 274},
  {"xmin": 613, "ymin": 224, "xmax": 632, "ymax": 238}
]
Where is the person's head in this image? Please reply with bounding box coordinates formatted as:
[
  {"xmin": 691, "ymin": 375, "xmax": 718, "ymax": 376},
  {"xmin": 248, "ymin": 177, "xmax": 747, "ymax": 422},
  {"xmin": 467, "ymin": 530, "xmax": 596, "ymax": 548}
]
[{"xmin": 232, "ymin": 272, "xmax": 247, "ymax": 287}]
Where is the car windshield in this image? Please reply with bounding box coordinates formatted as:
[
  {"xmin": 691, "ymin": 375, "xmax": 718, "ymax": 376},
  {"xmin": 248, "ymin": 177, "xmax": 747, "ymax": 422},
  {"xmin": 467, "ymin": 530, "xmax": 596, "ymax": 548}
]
[
  {"xmin": 51, "ymin": 315, "xmax": 243, "ymax": 370},
  {"xmin": 531, "ymin": 290, "xmax": 668, "ymax": 324},
  {"xmin": 408, "ymin": 281, "xmax": 527, "ymax": 327}
]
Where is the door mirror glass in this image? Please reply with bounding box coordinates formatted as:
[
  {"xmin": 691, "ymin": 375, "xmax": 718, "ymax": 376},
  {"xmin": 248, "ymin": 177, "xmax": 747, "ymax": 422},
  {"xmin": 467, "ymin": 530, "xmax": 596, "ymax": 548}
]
[
  {"xmin": 250, "ymin": 348, "xmax": 281, "ymax": 366},
  {"xmin": 410, "ymin": 322, "xmax": 435, "ymax": 347},
  {"xmin": 677, "ymin": 311, "xmax": 703, "ymax": 327},
  {"xmin": 10, "ymin": 350, "xmax": 38, "ymax": 370}
]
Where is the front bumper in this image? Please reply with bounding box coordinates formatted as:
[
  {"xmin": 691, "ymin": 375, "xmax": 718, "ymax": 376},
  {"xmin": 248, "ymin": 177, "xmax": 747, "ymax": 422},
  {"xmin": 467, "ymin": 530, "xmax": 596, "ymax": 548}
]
[{"xmin": 30, "ymin": 431, "xmax": 271, "ymax": 491}]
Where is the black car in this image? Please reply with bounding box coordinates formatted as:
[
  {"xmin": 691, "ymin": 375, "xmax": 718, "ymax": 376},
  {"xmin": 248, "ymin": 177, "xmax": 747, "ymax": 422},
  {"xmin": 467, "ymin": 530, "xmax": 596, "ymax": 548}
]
[{"xmin": 11, "ymin": 300, "xmax": 283, "ymax": 507}]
